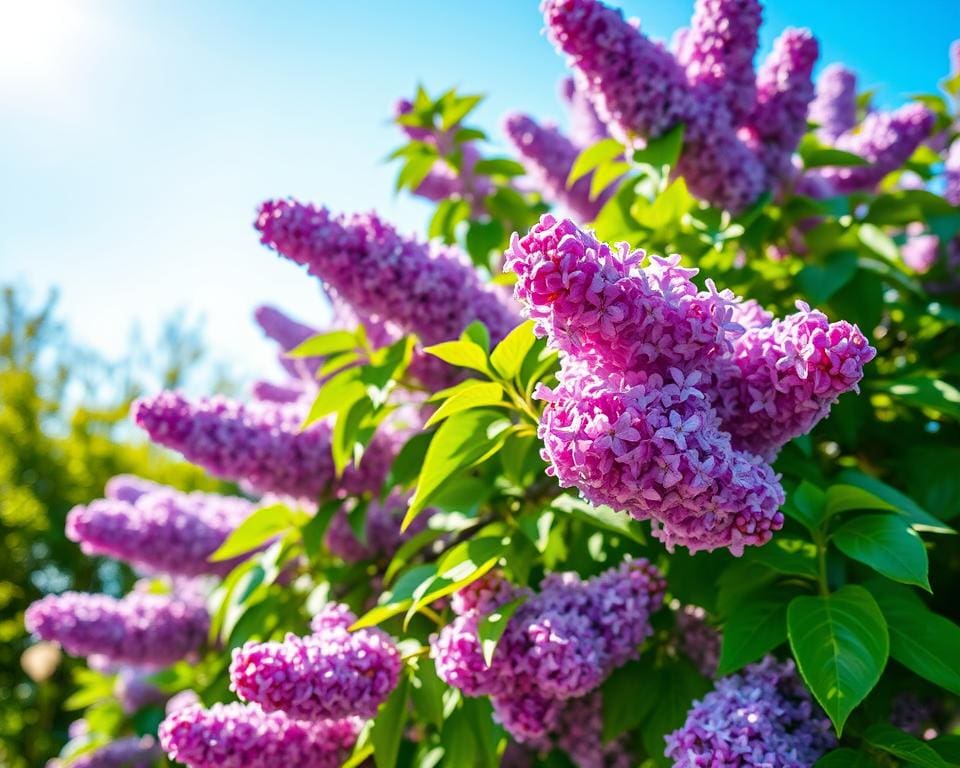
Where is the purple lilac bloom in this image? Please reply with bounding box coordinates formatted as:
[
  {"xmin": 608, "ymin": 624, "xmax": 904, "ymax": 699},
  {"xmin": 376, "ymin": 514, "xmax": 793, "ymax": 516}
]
[
  {"xmin": 808, "ymin": 63, "xmax": 858, "ymax": 142},
  {"xmin": 890, "ymin": 692, "xmax": 938, "ymax": 738},
  {"xmin": 255, "ymin": 200, "xmax": 519, "ymax": 347},
  {"xmin": 552, "ymin": 692, "xmax": 634, "ymax": 768},
  {"xmin": 66, "ymin": 485, "xmax": 256, "ymax": 577},
  {"xmin": 559, "ymin": 76, "xmax": 609, "ymax": 147},
  {"xmin": 675, "ymin": 0, "xmax": 762, "ymax": 124},
  {"xmin": 945, "ymin": 140, "xmax": 960, "ymax": 206},
  {"xmin": 229, "ymin": 603, "xmax": 401, "ymax": 720},
  {"xmin": 159, "ymin": 702, "xmax": 360, "ymax": 768},
  {"xmin": 49, "ymin": 736, "xmax": 161, "ymax": 768},
  {"xmin": 675, "ymin": 604, "xmax": 720, "ymax": 677},
  {"xmin": 432, "ymin": 560, "xmax": 665, "ymax": 740},
  {"xmin": 25, "ymin": 591, "xmax": 208, "ymax": 667},
  {"xmin": 743, "ymin": 28, "xmax": 819, "ymax": 184},
  {"xmin": 324, "ymin": 491, "xmax": 427, "ymax": 563},
  {"xmin": 133, "ymin": 391, "xmax": 394, "ymax": 501},
  {"xmin": 503, "ymin": 113, "xmax": 614, "ymax": 222},
  {"xmin": 818, "ymin": 103, "xmax": 935, "ymax": 192},
  {"xmin": 254, "ymin": 304, "xmax": 317, "ymax": 353},
  {"xmin": 251, "ymin": 379, "xmax": 309, "ymax": 404},
  {"xmin": 104, "ymin": 474, "xmax": 161, "ymax": 505},
  {"xmin": 665, "ymin": 656, "xmax": 835, "ymax": 767},
  {"xmin": 709, "ymin": 300, "xmax": 876, "ymax": 460},
  {"xmin": 902, "ymin": 234, "xmax": 941, "ymax": 274},
  {"xmin": 114, "ymin": 668, "xmax": 167, "ymax": 714}
]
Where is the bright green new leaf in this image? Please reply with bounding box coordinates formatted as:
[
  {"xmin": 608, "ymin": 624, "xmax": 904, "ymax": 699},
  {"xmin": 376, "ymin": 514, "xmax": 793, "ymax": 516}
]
[
  {"xmin": 371, "ymin": 669, "xmax": 410, "ymax": 768},
  {"xmin": 832, "ymin": 514, "xmax": 930, "ymax": 590},
  {"xmin": 858, "ymin": 223, "xmax": 900, "ymax": 262},
  {"xmin": 490, "ymin": 320, "xmax": 536, "ymax": 381},
  {"xmin": 287, "ymin": 330, "xmax": 357, "ymax": 358},
  {"xmin": 424, "ymin": 381, "xmax": 505, "ymax": 428},
  {"xmin": 878, "ymin": 376, "xmax": 960, "ymax": 421},
  {"xmin": 477, "ymin": 596, "xmax": 526, "ymax": 666},
  {"xmin": 568, "ymin": 138, "xmax": 625, "ymax": 186},
  {"xmin": 633, "ymin": 123, "xmax": 685, "ymax": 169},
  {"xmin": 209, "ymin": 504, "xmax": 300, "ymax": 562},
  {"xmin": 424, "ymin": 339, "xmax": 491, "ymax": 376}
]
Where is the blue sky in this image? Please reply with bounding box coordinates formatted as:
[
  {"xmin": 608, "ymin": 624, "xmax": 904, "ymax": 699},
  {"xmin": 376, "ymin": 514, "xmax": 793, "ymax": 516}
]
[{"xmin": 2, "ymin": 0, "xmax": 957, "ymax": 385}]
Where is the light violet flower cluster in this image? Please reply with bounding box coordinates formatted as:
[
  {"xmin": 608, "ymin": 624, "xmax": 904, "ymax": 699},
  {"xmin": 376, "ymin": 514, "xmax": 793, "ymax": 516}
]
[
  {"xmin": 675, "ymin": 604, "xmax": 720, "ymax": 678},
  {"xmin": 255, "ymin": 199, "xmax": 519, "ymax": 348},
  {"xmin": 902, "ymin": 234, "xmax": 941, "ymax": 274},
  {"xmin": 229, "ymin": 603, "xmax": 401, "ymax": 720},
  {"xmin": 253, "ymin": 304, "xmax": 323, "ymax": 381},
  {"xmin": 808, "ymin": 64, "xmax": 858, "ymax": 142},
  {"xmin": 665, "ymin": 656, "xmax": 835, "ymax": 766},
  {"xmin": 324, "ymin": 491, "xmax": 428, "ymax": 564},
  {"xmin": 432, "ymin": 561, "xmax": 665, "ymax": 742},
  {"xmin": 66, "ymin": 482, "xmax": 255, "ymax": 577},
  {"xmin": 104, "ymin": 474, "xmax": 161, "ymax": 504},
  {"xmin": 25, "ymin": 591, "xmax": 208, "ymax": 667},
  {"xmin": 48, "ymin": 736, "xmax": 161, "ymax": 768},
  {"xmin": 946, "ymin": 140, "xmax": 960, "ymax": 206},
  {"xmin": 559, "ymin": 76, "xmax": 609, "ymax": 147},
  {"xmin": 503, "ymin": 112, "xmax": 614, "ymax": 223},
  {"xmin": 541, "ymin": 0, "xmax": 817, "ymax": 211},
  {"xmin": 114, "ymin": 668, "xmax": 168, "ymax": 714},
  {"xmin": 159, "ymin": 702, "xmax": 360, "ymax": 768},
  {"xmin": 132, "ymin": 391, "xmax": 395, "ymax": 501},
  {"xmin": 507, "ymin": 216, "xmax": 874, "ymax": 552}
]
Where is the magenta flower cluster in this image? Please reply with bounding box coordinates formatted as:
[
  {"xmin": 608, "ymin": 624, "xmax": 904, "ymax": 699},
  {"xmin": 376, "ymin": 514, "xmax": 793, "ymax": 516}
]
[
  {"xmin": 159, "ymin": 702, "xmax": 360, "ymax": 768},
  {"xmin": 541, "ymin": 0, "xmax": 817, "ymax": 211},
  {"xmin": 256, "ymin": 199, "xmax": 519, "ymax": 348},
  {"xmin": 25, "ymin": 591, "xmax": 208, "ymax": 667},
  {"xmin": 432, "ymin": 560, "xmax": 665, "ymax": 742},
  {"xmin": 48, "ymin": 736, "xmax": 160, "ymax": 768},
  {"xmin": 559, "ymin": 76, "xmax": 609, "ymax": 148},
  {"xmin": 507, "ymin": 216, "xmax": 874, "ymax": 552},
  {"xmin": 665, "ymin": 656, "xmax": 836, "ymax": 766},
  {"xmin": 229, "ymin": 602, "xmax": 401, "ymax": 721},
  {"xmin": 808, "ymin": 63, "xmax": 858, "ymax": 142},
  {"xmin": 132, "ymin": 391, "xmax": 394, "ymax": 501},
  {"xmin": 66, "ymin": 481, "xmax": 255, "ymax": 577}
]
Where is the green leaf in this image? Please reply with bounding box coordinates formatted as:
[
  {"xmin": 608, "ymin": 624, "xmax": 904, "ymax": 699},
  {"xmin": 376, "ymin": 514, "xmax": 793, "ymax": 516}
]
[
  {"xmin": 371, "ymin": 669, "xmax": 409, "ymax": 768},
  {"xmin": 396, "ymin": 154, "xmax": 438, "ymax": 193},
  {"xmin": 798, "ymin": 135, "xmax": 869, "ymax": 169},
  {"xmin": 862, "ymin": 723, "xmax": 951, "ymax": 768},
  {"xmin": 428, "ymin": 198, "xmax": 470, "ymax": 243},
  {"xmin": 633, "ymin": 123, "xmax": 685, "ymax": 169},
  {"xmin": 477, "ymin": 597, "xmax": 525, "ymax": 666},
  {"xmin": 717, "ymin": 587, "xmax": 795, "ymax": 676},
  {"xmin": 301, "ymin": 367, "xmax": 366, "ymax": 428},
  {"xmin": 877, "ymin": 376, "xmax": 960, "ymax": 421},
  {"xmin": 788, "ymin": 481, "xmax": 827, "ymax": 533},
  {"xmin": 409, "ymin": 658, "xmax": 445, "ymax": 730},
  {"xmin": 551, "ymin": 494, "xmax": 646, "ymax": 544},
  {"xmin": 490, "ymin": 321, "xmax": 536, "ymax": 381},
  {"xmin": 473, "ymin": 158, "xmax": 526, "ymax": 177},
  {"xmin": 858, "ymin": 223, "xmax": 900, "ymax": 262},
  {"xmin": 602, "ymin": 658, "xmax": 658, "ymax": 742},
  {"xmin": 835, "ymin": 470, "xmax": 954, "ymax": 534},
  {"xmin": 424, "ymin": 339, "xmax": 491, "ymax": 376},
  {"xmin": 864, "ymin": 580, "xmax": 960, "ymax": 696},
  {"xmin": 352, "ymin": 564, "xmax": 438, "ymax": 628},
  {"xmin": 301, "ymin": 499, "xmax": 340, "ymax": 560},
  {"xmin": 640, "ymin": 657, "xmax": 710, "ymax": 766},
  {"xmin": 815, "ymin": 748, "xmax": 881, "ymax": 768},
  {"xmin": 209, "ymin": 504, "xmax": 299, "ymax": 562},
  {"xmin": 405, "ymin": 409, "xmax": 512, "ymax": 528},
  {"xmin": 590, "ymin": 160, "xmax": 630, "ymax": 200},
  {"xmin": 465, "ymin": 219, "xmax": 505, "ymax": 268},
  {"xmin": 825, "ymin": 485, "xmax": 898, "ymax": 517},
  {"xmin": 568, "ymin": 138, "xmax": 625, "ymax": 185},
  {"xmin": 787, "ymin": 585, "xmax": 889, "ymax": 735},
  {"xmin": 424, "ymin": 381, "xmax": 505, "ymax": 429},
  {"xmin": 796, "ymin": 252, "xmax": 858, "ymax": 303},
  {"xmin": 640, "ymin": 177, "xmax": 692, "ymax": 230},
  {"xmin": 832, "ymin": 514, "xmax": 930, "ymax": 591},
  {"xmin": 387, "ymin": 430, "xmax": 434, "ymax": 490},
  {"xmin": 440, "ymin": 93, "xmax": 482, "ymax": 130},
  {"xmin": 288, "ymin": 330, "xmax": 357, "ymax": 358},
  {"xmin": 747, "ymin": 538, "xmax": 819, "ymax": 579}
]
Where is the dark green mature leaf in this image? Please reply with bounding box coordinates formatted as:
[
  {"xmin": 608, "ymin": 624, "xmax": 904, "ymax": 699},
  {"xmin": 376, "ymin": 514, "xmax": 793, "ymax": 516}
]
[
  {"xmin": 832, "ymin": 514, "xmax": 930, "ymax": 590},
  {"xmin": 424, "ymin": 381, "xmax": 505, "ymax": 428},
  {"xmin": 824, "ymin": 485, "xmax": 897, "ymax": 517},
  {"xmin": 633, "ymin": 123, "xmax": 685, "ymax": 169},
  {"xmin": 387, "ymin": 430, "xmax": 434, "ymax": 489},
  {"xmin": 787, "ymin": 585, "xmax": 889, "ymax": 734},
  {"xmin": 858, "ymin": 223, "xmax": 900, "ymax": 262},
  {"xmin": 717, "ymin": 586, "xmax": 798, "ymax": 675},
  {"xmin": 864, "ymin": 580, "xmax": 960, "ymax": 696},
  {"xmin": 835, "ymin": 470, "xmax": 954, "ymax": 534},
  {"xmin": 878, "ymin": 376, "xmax": 960, "ymax": 421},
  {"xmin": 466, "ymin": 219, "xmax": 505, "ymax": 268},
  {"xmin": 788, "ymin": 481, "xmax": 827, "ymax": 533},
  {"xmin": 409, "ymin": 658, "xmax": 445, "ymax": 730},
  {"xmin": 747, "ymin": 538, "xmax": 818, "ymax": 579},
  {"xmin": 473, "ymin": 158, "xmax": 526, "ymax": 177},
  {"xmin": 798, "ymin": 135, "xmax": 868, "ymax": 169},
  {"xmin": 814, "ymin": 748, "xmax": 882, "ymax": 767},
  {"xmin": 568, "ymin": 138, "xmax": 625, "ymax": 185},
  {"xmin": 405, "ymin": 409, "xmax": 512, "ymax": 527},
  {"xmin": 209, "ymin": 504, "xmax": 300, "ymax": 562},
  {"xmin": 862, "ymin": 723, "xmax": 951, "ymax": 768},
  {"xmin": 490, "ymin": 321, "xmax": 536, "ymax": 381},
  {"xmin": 551, "ymin": 495, "xmax": 646, "ymax": 544},
  {"xmin": 640, "ymin": 658, "xmax": 710, "ymax": 766},
  {"xmin": 478, "ymin": 596, "xmax": 526, "ymax": 665},
  {"xmin": 371, "ymin": 669, "xmax": 409, "ymax": 768},
  {"xmin": 797, "ymin": 252, "xmax": 858, "ymax": 303},
  {"xmin": 602, "ymin": 658, "xmax": 657, "ymax": 742}
]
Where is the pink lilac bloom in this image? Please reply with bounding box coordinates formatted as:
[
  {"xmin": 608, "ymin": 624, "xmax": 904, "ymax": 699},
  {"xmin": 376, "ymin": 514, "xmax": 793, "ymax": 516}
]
[
  {"xmin": 104, "ymin": 474, "xmax": 161, "ymax": 505},
  {"xmin": 503, "ymin": 112, "xmax": 614, "ymax": 222},
  {"xmin": 66, "ymin": 485, "xmax": 256, "ymax": 577},
  {"xmin": 324, "ymin": 491, "xmax": 428, "ymax": 564},
  {"xmin": 742, "ymin": 28, "xmax": 819, "ymax": 184},
  {"xmin": 710, "ymin": 300, "xmax": 876, "ymax": 461},
  {"xmin": 665, "ymin": 656, "xmax": 835, "ymax": 767},
  {"xmin": 559, "ymin": 76, "xmax": 609, "ymax": 147},
  {"xmin": 945, "ymin": 140, "xmax": 960, "ymax": 206},
  {"xmin": 674, "ymin": 0, "xmax": 762, "ymax": 124},
  {"xmin": 49, "ymin": 736, "xmax": 161, "ymax": 768},
  {"xmin": 114, "ymin": 668, "xmax": 167, "ymax": 714},
  {"xmin": 808, "ymin": 63, "xmax": 858, "ymax": 142},
  {"xmin": 132, "ymin": 391, "xmax": 394, "ymax": 501},
  {"xmin": 165, "ymin": 689, "xmax": 201, "ymax": 715},
  {"xmin": 902, "ymin": 234, "xmax": 941, "ymax": 274},
  {"xmin": 229, "ymin": 603, "xmax": 401, "ymax": 720},
  {"xmin": 818, "ymin": 103, "xmax": 935, "ymax": 192},
  {"xmin": 159, "ymin": 701, "xmax": 360, "ymax": 768},
  {"xmin": 255, "ymin": 200, "xmax": 519, "ymax": 347},
  {"xmin": 25, "ymin": 591, "xmax": 208, "ymax": 667},
  {"xmin": 432, "ymin": 561, "xmax": 665, "ymax": 740}
]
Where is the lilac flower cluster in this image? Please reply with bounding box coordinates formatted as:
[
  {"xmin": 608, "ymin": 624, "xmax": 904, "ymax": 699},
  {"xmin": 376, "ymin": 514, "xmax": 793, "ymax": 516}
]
[
  {"xmin": 675, "ymin": 604, "xmax": 720, "ymax": 678},
  {"xmin": 902, "ymin": 234, "xmax": 941, "ymax": 274},
  {"xmin": 665, "ymin": 656, "xmax": 835, "ymax": 766},
  {"xmin": 808, "ymin": 64, "xmax": 858, "ymax": 141},
  {"xmin": 503, "ymin": 113, "xmax": 612, "ymax": 223},
  {"xmin": 229, "ymin": 603, "xmax": 401, "ymax": 720},
  {"xmin": 133, "ymin": 391, "xmax": 394, "ymax": 501},
  {"xmin": 104, "ymin": 474, "xmax": 161, "ymax": 504},
  {"xmin": 507, "ymin": 216, "xmax": 874, "ymax": 552},
  {"xmin": 541, "ymin": 0, "xmax": 816, "ymax": 211},
  {"xmin": 25, "ymin": 591, "xmax": 208, "ymax": 667},
  {"xmin": 254, "ymin": 304, "xmax": 322, "ymax": 380},
  {"xmin": 559, "ymin": 76, "xmax": 609, "ymax": 148},
  {"xmin": 66, "ymin": 482, "xmax": 255, "ymax": 577},
  {"xmin": 432, "ymin": 561, "xmax": 665, "ymax": 741},
  {"xmin": 817, "ymin": 103, "xmax": 935, "ymax": 192},
  {"xmin": 159, "ymin": 702, "xmax": 360, "ymax": 768},
  {"xmin": 255, "ymin": 199, "xmax": 519, "ymax": 347},
  {"xmin": 946, "ymin": 140, "xmax": 960, "ymax": 206},
  {"xmin": 49, "ymin": 736, "xmax": 161, "ymax": 768},
  {"xmin": 324, "ymin": 491, "xmax": 427, "ymax": 563},
  {"xmin": 114, "ymin": 668, "xmax": 168, "ymax": 714}
]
